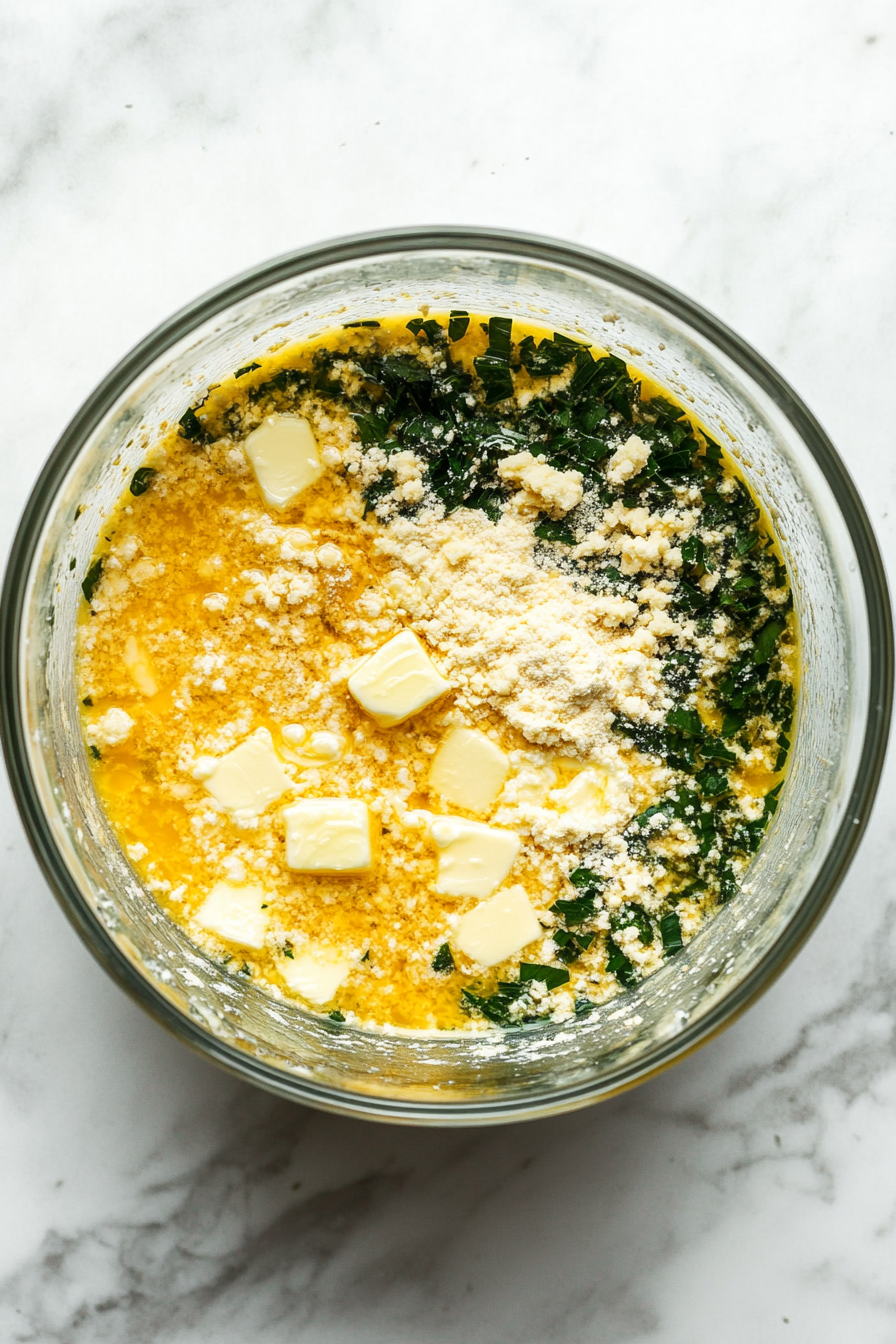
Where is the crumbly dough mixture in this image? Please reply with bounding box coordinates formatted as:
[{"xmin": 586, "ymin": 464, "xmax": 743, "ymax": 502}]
[{"xmin": 77, "ymin": 318, "xmax": 793, "ymax": 1032}]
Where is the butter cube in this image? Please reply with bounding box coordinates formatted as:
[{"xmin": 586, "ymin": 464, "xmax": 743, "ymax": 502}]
[
  {"xmin": 195, "ymin": 881, "xmax": 270, "ymax": 950},
  {"xmin": 455, "ymin": 884, "xmax": 541, "ymax": 968},
  {"xmin": 429, "ymin": 727, "xmax": 509, "ymax": 815},
  {"xmin": 429, "ymin": 816, "xmax": 519, "ymax": 898},
  {"xmin": 346, "ymin": 626, "xmax": 451, "ymax": 731},
  {"xmin": 243, "ymin": 414, "xmax": 324, "ymax": 510},
  {"xmin": 283, "ymin": 798, "xmax": 374, "ymax": 873},
  {"xmin": 280, "ymin": 944, "xmax": 354, "ymax": 1004},
  {"xmin": 552, "ymin": 766, "xmax": 606, "ymax": 813},
  {"xmin": 203, "ymin": 729, "xmax": 292, "ymax": 819},
  {"xmin": 348, "ymin": 629, "xmax": 451, "ymax": 728}
]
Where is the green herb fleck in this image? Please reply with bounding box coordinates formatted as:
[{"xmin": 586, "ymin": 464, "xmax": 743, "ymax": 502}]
[
  {"xmin": 448, "ymin": 310, "xmax": 470, "ymax": 341},
  {"xmin": 753, "ymin": 616, "xmax": 786, "ymax": 666},
  {"xmin": 129, "ymin": 467, "xmax": 156, "ymax": 496},
  {"xmin": 407, "ymin": 317, "xmax": 443, "ymax": 343},
  {"xmin": 660, "ymin": 911, "xmax": 684, "ymax": 955},
  {"xmin": 473, "ymin": 316, "xmax": 514, "ymax": 404},
  {"xmin": 82, "ymin": 696, "xmax": 93, "ymax": 707},
  {"xmin": 534, "ymin": 517, "xmax": 575, "ymax": 545},
  {"xmin": 81, "ymin": 558, "xmax": 103, "ymax": 603},
  {"xmin": 519, "ymin": 963, "xmax": 570, "ymax": 990},
  {"xmin": 612, "ymin": 903, "xmax": 653, "ymax": 945},
  {"xmin": 234, "ymin": 361, "xmax": 262, "ymax": 378},
  {"xmin": 178, "ymin": 405, "xmax": 207, "ymax": 443},
  {"xmin": 432, "ymin": 943, "xmax": 455, "ymax": 973},
  {"xmin": 328, "ymin": 1010, "xmax": 346, "ymax": 1022},
  {"xmin": 343, "ymin": 320, "xmax": 380, "ymax": 328},
  {"xmin": 88, "ymin": 744, "xmax": 101, "ymax": 761},
  {"xmin": 605, "ymin": 935, "xmax": 637, "ymax": 988}
]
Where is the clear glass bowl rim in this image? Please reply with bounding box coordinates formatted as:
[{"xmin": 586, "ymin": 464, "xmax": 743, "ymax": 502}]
[{"xmin": 1, "ymin": 226, "xmax": 892, "ymax": 1126}]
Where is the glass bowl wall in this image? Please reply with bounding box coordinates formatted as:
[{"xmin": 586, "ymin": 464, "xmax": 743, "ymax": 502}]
[{"xmin": 1, "ymin": 229, "xmax": 890, "ymax": 1124}]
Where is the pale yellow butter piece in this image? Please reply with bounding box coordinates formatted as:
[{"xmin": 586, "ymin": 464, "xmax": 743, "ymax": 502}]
[
  {"xmin": 243, "ymin": 414, "xmax": 324, "ymax": 510},
  {"xmin": 280, "ymin": 945, "xmax": 354, "ymax": 1004},
  {"xmin": 283, "ymin": 797, "xmax": 374, "ymax": 873},
  {"xmin": 203, "ymin": 728, "xmax": 291, "ymax": 818},
  {"xmin": 123, "ymin": 635, "xmax": 157, "ymax": 697},
  {"xmin": 455, "ymin": 884, "xmax": 541, "ymax": 968},
  {"xmin": 551, "ymin": 766, "xmax": 607, "ymax": 813},
  {"xmin": 347, "ymin": 629, "xmax": 451, "ymax": 728},
  {"xmin": 429, "ymin": 816, "xmax": 519, "ymax": 898},
  {"xmin": 429, "ymin": 727, "xmax": 509, "ymax": 815},
  {"xmin": 195, "ymin": 881, "xmax": 270, "ymax": 950}
]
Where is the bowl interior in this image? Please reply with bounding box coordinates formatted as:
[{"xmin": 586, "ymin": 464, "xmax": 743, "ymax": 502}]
[{"xmin": 8, "ymin": 238, "xmax": 886, "ymax": 1122}]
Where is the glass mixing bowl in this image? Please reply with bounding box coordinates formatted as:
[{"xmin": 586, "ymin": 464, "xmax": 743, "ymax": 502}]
[{"xmin": 1, "ymin": 228, "xmax": 891, "ymax": 1125}]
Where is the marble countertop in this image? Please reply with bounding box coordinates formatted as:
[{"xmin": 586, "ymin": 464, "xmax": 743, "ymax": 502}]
[{"xmin": 2, "ymin": 3, "xmax": 895, "ymax": 1340}]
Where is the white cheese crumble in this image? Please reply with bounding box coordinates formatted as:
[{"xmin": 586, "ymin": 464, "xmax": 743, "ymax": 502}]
[{"xmin": 87, "ymin": 707, "xmax": 135, "ymax": 748}]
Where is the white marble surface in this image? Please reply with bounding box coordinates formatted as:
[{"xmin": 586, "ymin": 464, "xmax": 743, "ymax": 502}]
[{"xmin": 1, "ymin": 2, "xmax": 895, "ymax": 1339}]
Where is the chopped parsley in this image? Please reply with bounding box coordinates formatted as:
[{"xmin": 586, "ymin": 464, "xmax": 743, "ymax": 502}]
[
  {"xmin": 81, "ymin": 558, "xmax": 103, "ymax": 603},
  {"xmin": 129, "ymin": 467, "xmax": 156, "ymax": 496},
  {"xmin": 431, "ymin": 943, "xmax": 455, "ymax": 973},
  {"xmin": 448, "ymin": 310, "xmax": 470, "ymax": 341}
]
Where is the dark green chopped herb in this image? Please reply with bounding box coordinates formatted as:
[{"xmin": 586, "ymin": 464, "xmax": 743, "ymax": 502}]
[
  {"xmin": 696, "ymin": 767, "xmax": 731, "ymax": 799},
  {"xmin": 605, "ymin": 936, "xmax": 637, "ymax": 988},
  {"xmin": 362, "ymin": 473, "xmax": 395, "ymax": 514},
  {"xmin": 574, "ymin": 997, "xmax": 596, "ymax": 1016},
  {"xmin": 681, "ymin": 534, "xmax": 713, "ymax": 571},
  {"xmin": 234, "ymin": 361, "xmax": 262, "ymax": 378},
  {"xmin": 461, "ymin": 983, "xmax": 526, "ymax": 1026},
  {"xmin": 518, "ymin": 332, "xmax": 583, "ymax": 378},
  {"xmin": 752, "ymin": 616, "xmax": 786, "ymax": 665},
  {"xmin": 283, "ymin": 945, "xmax": 295, "ymax": 959},
  {"xmin": 81, "ymin": 558, "xmax": 103, "ymax": 603},
  {"xmin": 519, "ymin": 963, "xmax": 570, "ymax": 990},
  {"xmin": 667, "ymin": 707, "xmax": 705, "ymax": 737},
  {"xmin": 407, "ymin": 317, "xmax": 443, "ymax": 343},
  {"xmin": 178, "ymin": 405, "xmax": 207, "ymax": 442},
  {"xmin": 473, "ymin": 316, "xmax": 515, "ymax": 404},
  {"xmin": 69, "ymin": 557, "xmax": 76, "ymax": 570},
  {"xmin": 82, "ymin": 696, "xmax": 93, "ymax": 707},
  {"xmin": 432, "ymin": 943, "xmax": 455, "ymax": 973},
  {"xmin": 352, "ymin": 409, "xmax": 392, "ymax": 445},
  {"xmin": 129, "ymin": 467, "xmax": 156, "ymax": 496},
  {"xmin": 764, "ymin": 782, "xmax": 783, "ymax": 816},
  {"xmin": 552, "ymin": 928, "xmax": 595, "ymax": 963},
  {"xmin": 717, "ymin": 861, "xmax": 739, "ymax": 904},
  {"xmin": 343, "ymin": 319, "xmax": 381, "ymax": 328},
  {"xmin": 612, "ymin": 903, "xmax": 653, "ymax": 945},
  {"xmin": 660, "ymin": 912, "xmax": 684, "ymax": 955},
  {"xmin": 361, "ymin": 949, "xmax": 370, "ymax": 962},
  {"xmin": 89, "ymin": 744, "xmax": 101, "ymax": 761},
  {"xmin": 721, "ymin": 710, "xmax": 746, "ymax": 739},
  {"xmin": 448, "ymin": 310, "xmax": 470, "ymax": 341},
  {"xmin": 700, "ymin": 738, "xmax": 737, "ymax": 764},
  {"xmin": 328, "ymin": 1010, "xmax": 346, "ymax": 1022},
  {"xmin": 568, "ymin": 866, "xmax": 605, "ymax": 895},
  {"xmin": 551, "ymin": 894, "xmax": 596, "ymax": 926},
  {"xmin": 534, "ymin": 517, "xmax": 575, "ymax": 545}
]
